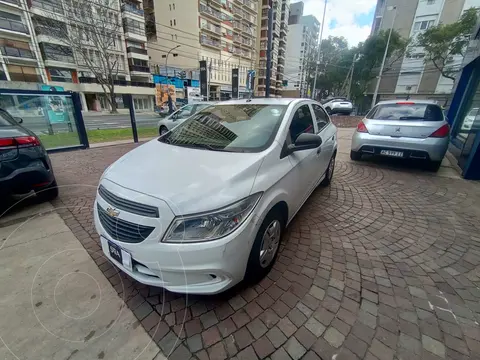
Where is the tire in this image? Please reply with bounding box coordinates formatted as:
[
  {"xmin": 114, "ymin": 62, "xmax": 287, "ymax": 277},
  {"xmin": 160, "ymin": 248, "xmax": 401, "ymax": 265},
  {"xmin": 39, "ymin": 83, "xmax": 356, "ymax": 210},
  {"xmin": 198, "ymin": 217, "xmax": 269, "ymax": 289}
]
[
  {"xmin": 159, "ymin": 126, "xmax": 168, "ymax": 136},
  {"xmin": 35, "ymin": 179, "xmax": 59, "ymax": 202},
  {"xmin": 325, "ymin": 107, "xmax": 332, "ymax": 115},
  {"xmin": 321, "ymin": 154, "xmax": 336, "ymax": 187},
  {"xmin": 245, "ymin": 208, "xmax": 285, "ymax": 283},
  {"xmin": 428, "ymin": 160, "xmax": 442, "ymax": 172},
  {"xmin": 350, "ymin": 150, "xmax": 362, "ymax": 161}
]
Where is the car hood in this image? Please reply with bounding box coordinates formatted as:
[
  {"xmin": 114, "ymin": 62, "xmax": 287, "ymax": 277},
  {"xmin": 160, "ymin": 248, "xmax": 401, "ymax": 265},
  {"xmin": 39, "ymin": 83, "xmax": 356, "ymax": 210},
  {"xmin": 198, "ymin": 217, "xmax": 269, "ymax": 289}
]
[{"xmin": 102, "ymin": 139, "xmax": 265, "ymax": 214}]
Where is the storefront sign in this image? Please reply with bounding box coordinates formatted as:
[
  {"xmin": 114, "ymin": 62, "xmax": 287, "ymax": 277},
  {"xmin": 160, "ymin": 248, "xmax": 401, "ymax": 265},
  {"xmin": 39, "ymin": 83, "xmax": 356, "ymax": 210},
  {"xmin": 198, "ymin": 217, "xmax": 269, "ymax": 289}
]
[{"xmin": 246, "ymin": 70, "xmax": 255, "ymax": 92}]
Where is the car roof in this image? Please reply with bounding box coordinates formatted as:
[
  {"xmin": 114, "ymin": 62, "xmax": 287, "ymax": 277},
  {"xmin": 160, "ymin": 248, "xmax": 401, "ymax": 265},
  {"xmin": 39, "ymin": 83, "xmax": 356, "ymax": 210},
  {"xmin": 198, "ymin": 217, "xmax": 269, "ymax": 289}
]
[{"xmin": 377, "ymin": 99, "xmax": 439, "ymax": 105}]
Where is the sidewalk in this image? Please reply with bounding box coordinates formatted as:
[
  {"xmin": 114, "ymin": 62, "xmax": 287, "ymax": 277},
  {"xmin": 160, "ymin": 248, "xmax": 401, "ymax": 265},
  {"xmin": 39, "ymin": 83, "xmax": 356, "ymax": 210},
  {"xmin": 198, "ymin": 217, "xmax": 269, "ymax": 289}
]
[{"xmin": 0, "ymin": 201, "xmax": 163, "ymax": 360}]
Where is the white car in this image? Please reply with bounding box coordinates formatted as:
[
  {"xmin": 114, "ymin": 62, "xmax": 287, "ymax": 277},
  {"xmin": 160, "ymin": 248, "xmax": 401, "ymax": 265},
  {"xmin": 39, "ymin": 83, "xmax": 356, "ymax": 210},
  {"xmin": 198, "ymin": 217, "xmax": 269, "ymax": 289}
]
[
  {"xmin": 322, "ymin": 97, "xmax": 353, "ymax": 115},
  {"xmin": 158, "ymin": 102, "xmax": 215, "ymax": 135},
  {"xmin": 94, "ymin": 98, "xmax": 337, "ymax": 294}
]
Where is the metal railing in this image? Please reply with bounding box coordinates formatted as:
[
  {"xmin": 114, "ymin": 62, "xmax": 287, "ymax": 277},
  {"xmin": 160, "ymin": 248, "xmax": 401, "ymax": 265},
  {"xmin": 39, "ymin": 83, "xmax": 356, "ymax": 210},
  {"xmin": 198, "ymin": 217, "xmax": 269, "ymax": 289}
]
[
  {"xmin": 31, "ymin": 0, "xmax": 64, "ymax": 14},
  {"xmin": 201, "ymin": 22, "xmax": 221, "ymax": 34},
  {"xmin": 126, "ymin": 46, "xmax": 148, "ymax": 55},
  {"xmin": 121, "ymin": 3, "xmax": 144, "ymax": 16},
  {"xmin": 0, "ymin": 46, "xmax": 35, "ymax": 59},
  {"xmin": 199, "ymin": 4, "xmax": 222, "ymax": 21},
  {"xmin": 45, "ymin": 54, "xmax": 75, "ymax": 63},
  {"xmin": 129, "ymin": 65, "xmax": 149, "ymax": 72},
  {"xmin": 0, "ymin": 19, "xmax": 29, "ymax": 34},
  {"xmin": 233, "ymin": 34, "xmax": 241, "ymax": 42},
  {"xmin": 200, "ymin": 36, "xmax": 221, "ymax": 48}
]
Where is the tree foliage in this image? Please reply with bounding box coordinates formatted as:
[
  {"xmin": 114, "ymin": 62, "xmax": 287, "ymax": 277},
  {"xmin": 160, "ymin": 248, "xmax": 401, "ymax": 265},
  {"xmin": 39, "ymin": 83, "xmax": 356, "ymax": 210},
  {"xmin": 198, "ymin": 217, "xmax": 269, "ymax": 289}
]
[
  {"xmin": 37, "ymin": 0, "xmax": 124, "ymax": 113},
  {"xmin": 416, "ymin": 8, "xmax": 478, "ymax": 80}
]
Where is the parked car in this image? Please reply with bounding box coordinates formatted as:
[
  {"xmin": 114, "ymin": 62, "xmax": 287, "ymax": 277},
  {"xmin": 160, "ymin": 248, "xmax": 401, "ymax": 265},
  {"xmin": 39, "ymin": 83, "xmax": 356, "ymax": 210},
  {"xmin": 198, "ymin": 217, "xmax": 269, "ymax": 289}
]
[
  {"xmin": 94, "ymin": 98, "xmax": 337, "ymax": 294},
  {"xmin": 321, "ymin": 97, "xmax": 353, "ymax": 115},
  {"xmin": 460, "ymin": 107, "xmax": 479, "ymax": 131},
  {"xmin": 0, "ymin": 108, "xmax": 58, "ymax": 202},
  {"xmin": 350, "ymin": 100, "xmax": 449, "ymax": 171},
  {"xmin": 158, "ymin": 102, "xmax": 215, "ymax": 135}
]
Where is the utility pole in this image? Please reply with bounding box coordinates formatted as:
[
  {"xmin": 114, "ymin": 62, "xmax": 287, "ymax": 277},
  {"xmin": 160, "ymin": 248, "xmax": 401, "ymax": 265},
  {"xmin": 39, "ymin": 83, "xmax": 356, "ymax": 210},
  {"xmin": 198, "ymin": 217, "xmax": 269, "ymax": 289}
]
[
  {"xmin": 371, "ymin": 6, "xmax": 397, "ymax": 108},
  {"xmin": 265, "ymin": 0, "xmax": 273, "ymax": 98},
  {"xmin": 312, "ymin": 0, "xmax": 327, "ymax": 100}
]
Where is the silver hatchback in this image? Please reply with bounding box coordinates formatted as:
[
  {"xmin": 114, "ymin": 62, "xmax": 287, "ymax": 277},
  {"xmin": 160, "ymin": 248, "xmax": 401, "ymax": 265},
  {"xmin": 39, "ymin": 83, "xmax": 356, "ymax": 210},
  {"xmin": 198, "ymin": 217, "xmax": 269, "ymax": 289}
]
[{"xmin": 350, "ymin": 100, "xmax": 449, "ymax": 171}]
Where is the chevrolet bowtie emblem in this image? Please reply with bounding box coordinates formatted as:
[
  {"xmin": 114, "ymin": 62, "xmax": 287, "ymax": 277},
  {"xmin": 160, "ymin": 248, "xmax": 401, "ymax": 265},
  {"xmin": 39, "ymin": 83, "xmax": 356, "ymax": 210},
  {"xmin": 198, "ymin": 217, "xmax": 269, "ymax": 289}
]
[{"xmin": 106, "ymin": 207, "xmax": 120, "ymax": 217}]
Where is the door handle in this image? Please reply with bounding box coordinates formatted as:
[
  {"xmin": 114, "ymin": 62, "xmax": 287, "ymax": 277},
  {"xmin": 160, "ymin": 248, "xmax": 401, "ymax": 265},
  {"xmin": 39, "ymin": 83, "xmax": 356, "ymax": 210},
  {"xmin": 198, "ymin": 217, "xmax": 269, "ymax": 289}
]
[{"xmin": 331, "ymin": 135, "xmax": 335, "ymax": 141}]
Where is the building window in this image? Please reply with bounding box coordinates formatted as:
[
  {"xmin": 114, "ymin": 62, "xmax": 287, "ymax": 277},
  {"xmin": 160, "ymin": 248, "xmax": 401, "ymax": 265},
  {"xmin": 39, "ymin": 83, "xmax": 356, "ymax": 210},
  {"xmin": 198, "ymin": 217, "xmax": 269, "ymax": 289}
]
[
  {"xmin": 7, "ymin": 65, "xmax": 41, "ymax": 82},
  {"xmin": 173, "ymin": 3, "xmax": 175, "ymax": 10},
  {"xmin": 48, "ymin": 68, "xmax": 73, "ymax": 82},
  {"xmin": 174, "ymin": 19, "xmax": 176, "ymax": 26},
  {"xmin": 169, "ymin": 4, "xmax": 171, "ymax": 10},
  {"xmin": 413, "ymin": 20, "xmax": 435, "ymax": 32},
  {"xmin": 170, "ymin": 20, "xmax": 172, "ymax": 26}
]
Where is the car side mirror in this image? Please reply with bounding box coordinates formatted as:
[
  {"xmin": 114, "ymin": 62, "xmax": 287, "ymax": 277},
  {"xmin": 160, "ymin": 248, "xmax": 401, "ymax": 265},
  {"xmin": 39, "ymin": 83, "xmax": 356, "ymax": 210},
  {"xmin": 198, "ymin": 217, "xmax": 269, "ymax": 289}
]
[
  {"xmin": 14, "ymin": 117, "xmax": 23, "ymax": 124},
  {"xmin": 287, "ymin": 133, "xmax": 322, "ymax": 154}
]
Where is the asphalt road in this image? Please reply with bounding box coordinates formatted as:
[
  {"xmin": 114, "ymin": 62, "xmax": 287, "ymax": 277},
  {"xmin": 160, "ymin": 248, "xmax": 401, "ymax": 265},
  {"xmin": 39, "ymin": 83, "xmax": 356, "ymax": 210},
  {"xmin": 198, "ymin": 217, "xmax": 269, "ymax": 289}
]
[{"xmin": 21, "ymin": 113, "xmax": 161, "ymax": 134}]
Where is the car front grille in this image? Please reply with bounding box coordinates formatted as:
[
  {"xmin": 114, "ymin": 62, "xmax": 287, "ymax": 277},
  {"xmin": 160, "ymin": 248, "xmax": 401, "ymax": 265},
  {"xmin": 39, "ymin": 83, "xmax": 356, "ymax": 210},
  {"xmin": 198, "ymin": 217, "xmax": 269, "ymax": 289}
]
[
  {"xmin": 98, "ymin": 185, "xmax": 159, "ymax": 218},
  {"xmin": 97, "ymin": 204, "xmax": 155, "ymax": 243}
]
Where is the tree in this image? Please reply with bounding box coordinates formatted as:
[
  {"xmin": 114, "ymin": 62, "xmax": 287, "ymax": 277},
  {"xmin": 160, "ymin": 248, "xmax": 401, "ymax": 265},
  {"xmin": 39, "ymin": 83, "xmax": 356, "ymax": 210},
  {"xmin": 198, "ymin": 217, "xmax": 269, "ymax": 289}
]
[
  {"xmin": 416, "ymin": 8, "xmax": 478, "ymax": 81},
  {"xmin": 37, "ymin": 0, "xmax": 125, "ymax": 113}
]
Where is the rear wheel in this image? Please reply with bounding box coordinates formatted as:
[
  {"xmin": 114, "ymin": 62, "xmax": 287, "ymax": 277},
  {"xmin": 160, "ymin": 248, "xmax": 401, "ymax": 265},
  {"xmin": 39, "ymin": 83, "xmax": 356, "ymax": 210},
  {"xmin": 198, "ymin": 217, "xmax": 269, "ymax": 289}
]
[
  {"xmin": 35, "ymin": 179, "xmax": 59, "ymax": 202},
  {"xmin": 321, "ymin": 154, "xmax": 336, "ymax": 186},
  {"xmin": 350, "ymin": 150, "xmax": 362, "ymax": 161},
  {"xmin": 245, "ymin": 208, "xmax": 284, "ymax": 283},
  {"xmin": 159, "ymin": 126, "xmax": 168, "ymax": 136},
  {"xmin": 428, "ymin": 160, "xmax": 442, "ymax": 172}
]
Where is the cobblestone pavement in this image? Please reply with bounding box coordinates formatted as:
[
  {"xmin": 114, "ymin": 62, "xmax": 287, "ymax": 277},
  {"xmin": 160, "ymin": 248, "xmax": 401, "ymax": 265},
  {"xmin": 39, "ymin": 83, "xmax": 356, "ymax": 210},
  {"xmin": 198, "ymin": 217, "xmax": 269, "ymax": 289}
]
[{"xmin": 51, "ymin": 143, "xmax": 480, "ymax": 360}]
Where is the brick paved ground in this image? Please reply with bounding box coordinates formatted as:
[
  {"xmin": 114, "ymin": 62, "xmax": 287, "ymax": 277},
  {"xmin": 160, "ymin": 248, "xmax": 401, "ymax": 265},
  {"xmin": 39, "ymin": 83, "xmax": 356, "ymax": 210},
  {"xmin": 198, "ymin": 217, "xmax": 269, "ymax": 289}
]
[{"xmin": 51, "ymin": 143, "xmax": 480, "ymax": 360}]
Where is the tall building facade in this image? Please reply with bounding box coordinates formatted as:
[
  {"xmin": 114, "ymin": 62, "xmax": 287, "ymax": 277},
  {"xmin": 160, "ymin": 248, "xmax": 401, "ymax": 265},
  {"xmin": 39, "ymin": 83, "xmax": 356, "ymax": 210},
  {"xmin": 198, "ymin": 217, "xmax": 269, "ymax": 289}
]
[
  {"xmin": 284, "ymin": 1, "xmax": 319, "ymax": 97},
  {"xmin": 0, "ymin": 0, "xmax": 154, "ymax": 112},
  {"xmin": 255, "ymin": 0, "xmax": 289, "ymax": 97},
  {"xmin": 145, "ymin": 0, "xmax": 258, "ymax": 100},
  {"xmin": 370, "ymin": 0, "xmax": 480, "ymax": 103}
]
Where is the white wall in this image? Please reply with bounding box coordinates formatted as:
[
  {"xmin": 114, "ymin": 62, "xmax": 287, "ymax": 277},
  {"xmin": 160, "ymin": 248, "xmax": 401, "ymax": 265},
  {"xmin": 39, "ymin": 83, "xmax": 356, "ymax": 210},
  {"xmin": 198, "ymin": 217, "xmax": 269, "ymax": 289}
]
[{"xmin": 284, "ymin": 24, "xmax": 303, "ymax": 91}]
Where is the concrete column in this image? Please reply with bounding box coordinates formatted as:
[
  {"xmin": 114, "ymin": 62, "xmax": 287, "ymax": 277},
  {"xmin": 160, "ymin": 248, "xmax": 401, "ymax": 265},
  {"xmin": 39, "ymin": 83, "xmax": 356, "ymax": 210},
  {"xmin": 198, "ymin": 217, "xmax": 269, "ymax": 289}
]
[{"xmin": 79, "ymin": 92, "xmax": 88, "ymax": 112}]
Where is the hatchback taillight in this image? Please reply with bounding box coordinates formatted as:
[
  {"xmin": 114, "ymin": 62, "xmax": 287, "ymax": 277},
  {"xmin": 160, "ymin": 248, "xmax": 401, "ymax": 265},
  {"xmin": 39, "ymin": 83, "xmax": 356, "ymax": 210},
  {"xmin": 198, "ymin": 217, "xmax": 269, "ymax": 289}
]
[
  {"xmin": 357, "ymin": 121, "xmax": 369, "ymax": 133},
  {"xmin": 0, "ymin": 136, "xmax": 41, "ymax": 148},
  {"xmin": 429, "ymin": 124, "xmax": 449, "ymax": 138}
]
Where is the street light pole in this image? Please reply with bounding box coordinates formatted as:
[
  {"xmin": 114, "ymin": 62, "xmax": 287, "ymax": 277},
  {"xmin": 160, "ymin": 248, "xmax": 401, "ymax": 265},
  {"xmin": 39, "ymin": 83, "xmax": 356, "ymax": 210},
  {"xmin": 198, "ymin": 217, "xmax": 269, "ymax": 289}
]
[
  {"xmin": 371, "ymin": 6, "xmax": 397, "ymax": 108},
  {"xmin": 164, "ymin": 45, "xmax": 180, "ymax": 113},
  {"xmin": 312, "ymin": 0, "xmax": 327, "ymax": 99}
]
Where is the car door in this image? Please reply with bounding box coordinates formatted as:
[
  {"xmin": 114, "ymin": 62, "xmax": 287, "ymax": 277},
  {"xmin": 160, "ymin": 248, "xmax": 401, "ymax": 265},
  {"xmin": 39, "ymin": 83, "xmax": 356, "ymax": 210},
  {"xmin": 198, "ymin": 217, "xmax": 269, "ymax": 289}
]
[
  {"xmin": 311, "ymin": 103, "xmax": 335, "ymax": 183},
  {"xmin": 285, "ymin": 103, "xmax": 321, "ymax": 213}
]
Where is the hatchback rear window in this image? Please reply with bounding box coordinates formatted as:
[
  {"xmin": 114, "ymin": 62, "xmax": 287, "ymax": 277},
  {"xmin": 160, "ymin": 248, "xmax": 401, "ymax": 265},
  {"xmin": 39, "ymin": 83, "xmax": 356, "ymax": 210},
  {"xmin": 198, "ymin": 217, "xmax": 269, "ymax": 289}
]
[{"xmin": 367, "ymin": 103, "xmax": 444, "ymax": 121}]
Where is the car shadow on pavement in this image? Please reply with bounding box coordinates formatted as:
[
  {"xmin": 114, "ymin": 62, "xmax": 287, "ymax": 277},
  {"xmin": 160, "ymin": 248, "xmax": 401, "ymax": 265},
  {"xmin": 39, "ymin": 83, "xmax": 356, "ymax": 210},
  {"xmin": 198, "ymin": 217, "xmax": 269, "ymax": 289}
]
[{"xmin": 353, "ymin": 155, "xmax": 440, "ymax": 174}]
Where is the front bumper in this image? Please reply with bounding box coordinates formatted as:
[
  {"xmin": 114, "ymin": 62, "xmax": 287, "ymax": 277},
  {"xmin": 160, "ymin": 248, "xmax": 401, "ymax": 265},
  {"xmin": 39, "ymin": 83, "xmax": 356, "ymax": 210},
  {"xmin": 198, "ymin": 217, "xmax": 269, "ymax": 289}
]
[
  {"xmin": 351, "ymin": 131, "xmax": 449, "ymax": 162},
  {"xmin": 94, "ymin": 185, "xmax": 259, "ymax": 294}
]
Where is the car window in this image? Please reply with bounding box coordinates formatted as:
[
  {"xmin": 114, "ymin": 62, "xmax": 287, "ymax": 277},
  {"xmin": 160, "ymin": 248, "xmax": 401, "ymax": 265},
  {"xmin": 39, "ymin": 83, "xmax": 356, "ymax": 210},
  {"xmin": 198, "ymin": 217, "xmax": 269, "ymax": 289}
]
[
  {"xmin": 368, "ymin": 103, "xmax": 444, "ymax": 121},
  {"xmin": 159, "ymin": 104, "xmax": 288, "ymax": 153},
  {"xmin": 0, "ymin": 110, "xmax": 16, "ymax": 126},
  {"xmin": 311, "ymin": 104, "xmax": 330, "ymax": 132},
  {"xmin": 195, "ymin": 104, "xmax": 212, "ymax": 112},
  {"xmin": 175, "ymin": 105, "xmax": 194, "ymax": 118},
  {"xmin": 289, "ymin": 104, "xmax": 314, "ymax": 142}
]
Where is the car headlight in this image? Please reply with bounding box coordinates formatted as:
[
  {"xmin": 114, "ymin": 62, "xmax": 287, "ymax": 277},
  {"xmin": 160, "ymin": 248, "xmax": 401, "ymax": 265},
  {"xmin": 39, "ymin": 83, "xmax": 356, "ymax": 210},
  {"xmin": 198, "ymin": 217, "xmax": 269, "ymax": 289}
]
[{"xmin": 162, "ymin": 192, "xmax": 262, "ymax": 243}]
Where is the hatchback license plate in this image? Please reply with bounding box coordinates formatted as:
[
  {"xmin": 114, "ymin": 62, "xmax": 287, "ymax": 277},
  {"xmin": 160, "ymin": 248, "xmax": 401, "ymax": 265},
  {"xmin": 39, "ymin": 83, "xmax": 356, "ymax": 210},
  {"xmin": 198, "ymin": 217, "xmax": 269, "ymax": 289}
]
[
  {"xmin": 380, "ymin": 150, "xmax": 403, "ymax": 157},
  {"xmin": 107, "ymin": 240, "xmax": 132, "ymax": 271}
]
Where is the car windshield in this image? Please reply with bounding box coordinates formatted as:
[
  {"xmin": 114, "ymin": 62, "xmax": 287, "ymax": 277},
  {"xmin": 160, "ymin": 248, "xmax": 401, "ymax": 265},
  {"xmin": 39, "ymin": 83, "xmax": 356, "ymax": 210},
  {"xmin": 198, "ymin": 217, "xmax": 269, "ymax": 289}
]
[
  {"xmin": 158, "ymin": 104, "xmax": 287, "ymax": 153},
  {"xmin": 367, "ymin": 103, "xmax": 444, "ymax": 121}
]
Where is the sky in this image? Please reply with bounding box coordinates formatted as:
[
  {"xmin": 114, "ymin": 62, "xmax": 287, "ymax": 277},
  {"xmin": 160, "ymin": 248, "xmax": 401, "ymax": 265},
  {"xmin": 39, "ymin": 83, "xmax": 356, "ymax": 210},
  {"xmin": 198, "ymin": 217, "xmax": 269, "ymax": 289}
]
[{"xmin": 301, "ymin": 0, "xmax": 378, "ymax": 47}]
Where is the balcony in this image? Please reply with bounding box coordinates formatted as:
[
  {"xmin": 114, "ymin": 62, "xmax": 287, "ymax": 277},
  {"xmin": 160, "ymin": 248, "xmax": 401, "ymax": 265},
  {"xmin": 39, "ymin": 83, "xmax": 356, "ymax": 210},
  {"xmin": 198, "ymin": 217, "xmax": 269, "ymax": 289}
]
[
  {"xmin": 30, "ymin": 0, "xmax": 64, "ymax": 14},
  {"xmin": 233, "ymin": 6, "xmax": 242, "ymax": 18},
  {"xmin": 129, "ymin": 65, "xmax": 150, "ymax": 73},
  {"xmin": 233, "ymin": 21, "xmax": 242, "ymax": 31},
  {"xmin": 123, "ymin": 26, "xmax": 147, "ymax": 41},
  {"xmin": 242, "ymin": 25, "xmax": 251, "ymax": 35},
  {"xmin": 243, "ymin": 13, "xmax": 255, "ymax": 24},
  {"xmin": 243, "ymin": 0, "xmax": 256, "ymax": 12},
  {"xmin": 79, "ymin": 77, "xmax": 155, "ymax": 87},
  {"xmin": 1, "ymin": 46, "xmax": 35, "ymax": 59},
  {"xmin": 200, "ymin": 36, "xmax": 221, "ymax": 49},
  {"xmin": 199, "ymin": 4, "xmax": 222, "ymax": 22},
  {"xmin": 127, "ymin": 46, "xmax": 148, "ymax": 55},
  {"xmin": 233, "ymin": 34, "xmax": 241, "ymax": 43},
  {"xmin": 240, "ymin": 38, "xmax": 251, "ymax": 47},
  {"xmin": 0, "ymin": 19, "xmax": 29, "ymax": 34},
  {"xmin": 278, "ymin": 51, "xmax": 285, "ymax": 59},
  {"xmin": 201, "ymin": 22, "xmax": 221, "ymax": 37},
  {"xmin": 278, "ymin": 58, "xmax": 284, "ymax": 66},
  {"xmin": 121, "ymin": 3, "xmax": 144, "ymax": 16},
  {"xmin": 209, "ymin": 0, "xmax": 221, "ymax": 7}
]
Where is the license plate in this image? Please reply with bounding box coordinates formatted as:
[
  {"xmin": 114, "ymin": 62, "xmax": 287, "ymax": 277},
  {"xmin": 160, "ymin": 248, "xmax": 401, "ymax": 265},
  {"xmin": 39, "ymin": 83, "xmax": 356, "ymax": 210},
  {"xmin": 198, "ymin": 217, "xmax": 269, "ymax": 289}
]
[
  {"xmin": 380, "ymin": 150, "xmax": 403, "ymax": 157},
  {"xmin": 107, "ymin": 240, "xmax": 133, "ymax": 272}
]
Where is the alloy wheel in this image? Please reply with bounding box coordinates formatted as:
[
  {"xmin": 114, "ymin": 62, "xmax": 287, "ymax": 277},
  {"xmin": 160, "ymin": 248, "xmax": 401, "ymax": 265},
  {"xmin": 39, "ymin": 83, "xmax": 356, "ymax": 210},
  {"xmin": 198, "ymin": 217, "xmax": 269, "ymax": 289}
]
[{"xmin": 259, "ymin": 219, "xmax": 281, "ymax": 268}]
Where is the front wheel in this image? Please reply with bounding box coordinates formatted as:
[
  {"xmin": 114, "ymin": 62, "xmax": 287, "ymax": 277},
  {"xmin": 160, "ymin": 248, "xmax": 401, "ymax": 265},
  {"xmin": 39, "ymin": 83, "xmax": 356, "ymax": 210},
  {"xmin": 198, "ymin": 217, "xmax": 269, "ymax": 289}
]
[
  {"xmin": 159, "ymin": 126, "xmax": 168, "ymax": 136},
  {"xmin": 320, "ymin": 154, "xmax": 336, "ymax": 187},
  {"xmin": 245, "ymin": 208, "xmax": 284, "ymax": 283}
]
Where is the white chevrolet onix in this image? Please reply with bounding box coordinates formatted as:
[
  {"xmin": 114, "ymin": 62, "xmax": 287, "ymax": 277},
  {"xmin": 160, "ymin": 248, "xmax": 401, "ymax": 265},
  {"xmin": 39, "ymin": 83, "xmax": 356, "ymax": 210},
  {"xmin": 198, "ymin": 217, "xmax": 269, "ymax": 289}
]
[{"xmin": 94, "ymin": 98, "xmax": 337, "ymax": 294}]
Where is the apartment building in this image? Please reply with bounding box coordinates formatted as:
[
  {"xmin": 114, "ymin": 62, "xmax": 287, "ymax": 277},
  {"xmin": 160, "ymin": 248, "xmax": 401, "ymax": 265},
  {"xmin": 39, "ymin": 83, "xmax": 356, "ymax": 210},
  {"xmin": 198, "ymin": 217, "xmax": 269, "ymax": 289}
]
[
  {"xmin": 283, "ymin": 1, "xmax": 319, "ymax": 97},
  {"xmin": 145, "ymin": 0, "xmax": 258, "ymax": 100},
  {"xmin": 370, "ymin": 0, "xmax": 480, "ymax": 103},
  {"xmin": 0, "ymin": 0, "xmax": 154, "ymax": 112},
  {"xmin": 255, "ymin": 0, "xmax": 289, "ymax": 97}
]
